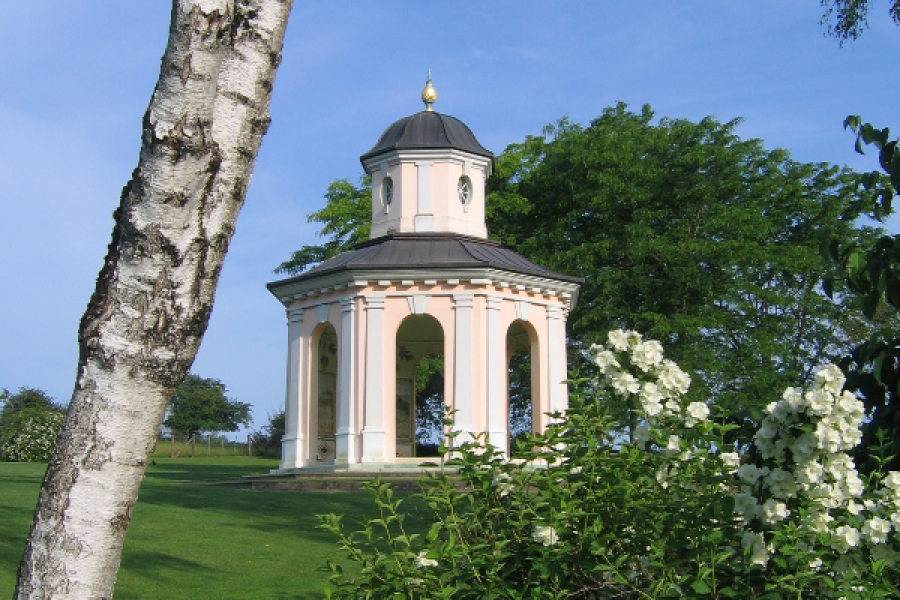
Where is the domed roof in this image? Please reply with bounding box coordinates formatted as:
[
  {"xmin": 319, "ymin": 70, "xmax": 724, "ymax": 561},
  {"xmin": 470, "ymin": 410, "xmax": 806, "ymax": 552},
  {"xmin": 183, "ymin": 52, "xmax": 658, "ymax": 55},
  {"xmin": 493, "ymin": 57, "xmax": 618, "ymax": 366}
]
[{"xmin": 360, "ymin": 111, "xmax": 494, "ymax": 165}]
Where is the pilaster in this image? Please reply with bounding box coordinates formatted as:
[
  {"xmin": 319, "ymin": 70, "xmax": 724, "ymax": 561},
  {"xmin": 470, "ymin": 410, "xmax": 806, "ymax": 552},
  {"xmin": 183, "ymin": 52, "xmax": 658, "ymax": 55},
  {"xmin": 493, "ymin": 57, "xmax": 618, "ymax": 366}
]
[
  {"xmin": 485, "ymin": 296, "xmax": 507, "ymax": 455},
  {"xmin": 281, "ymin": 307, "xmax": 307, "ymax": 469},
  {"xmin": 336, "ymin": 297, "xmax": 357, "ymax": 464},
  {"xmin": 361, "ymin": 295, "xmax": 387, "ymax": 463},
  {"xmin": 453, "ymin": 293, "xmax": 475, "ymax": 442}
]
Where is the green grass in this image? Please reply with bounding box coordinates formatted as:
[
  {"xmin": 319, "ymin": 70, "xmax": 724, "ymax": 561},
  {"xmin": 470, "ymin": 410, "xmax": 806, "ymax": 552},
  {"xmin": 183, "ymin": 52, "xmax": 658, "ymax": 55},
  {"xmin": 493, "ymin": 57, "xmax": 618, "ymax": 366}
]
[{"xmin": 0, "ymin": 455, "xmax": 420, "ymax": 599}]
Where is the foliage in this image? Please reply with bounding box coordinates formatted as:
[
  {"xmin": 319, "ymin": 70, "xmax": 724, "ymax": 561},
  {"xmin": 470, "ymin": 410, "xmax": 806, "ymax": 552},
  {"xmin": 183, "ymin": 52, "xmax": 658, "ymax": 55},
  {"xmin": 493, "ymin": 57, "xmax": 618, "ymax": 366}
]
[
  {"xmin": 0, "ymin": 388, "xmax": 64, "ymax": 462},
  {"xmin": 163, "ymin": 374, "xmax": 251, "ymax": 439},
  {"xmin": 487, "ymin": 104, "xmax": 882, "ymax": 435},
  {"xmin": 820, "ymin": 0, "xmax": 900, "ymax": 43},
  {"xmin": 275, "ymin": 176, "xmax": 372, "ymax": 275},
  {"xmin": 319, "ymin": 331, "xmax": 900, "ymax": 599},
  {"xmin": 252, "ymin": 409, "xmax": 286, "ymax": 457},
  {"xmin": 507, "ymin": 349, "xmax": 533, "ymax": 442},
  {"xmin": 821, "ymin": 117, "xmax": 900, "ymax": 472}
]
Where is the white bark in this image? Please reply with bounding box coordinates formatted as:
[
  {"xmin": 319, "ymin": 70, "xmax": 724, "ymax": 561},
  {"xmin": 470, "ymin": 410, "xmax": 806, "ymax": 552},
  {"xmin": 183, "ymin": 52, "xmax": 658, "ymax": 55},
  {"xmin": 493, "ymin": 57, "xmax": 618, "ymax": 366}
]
[{"xmin": 15, "ymin": 1, "xmax": 293, "ymax": 598}]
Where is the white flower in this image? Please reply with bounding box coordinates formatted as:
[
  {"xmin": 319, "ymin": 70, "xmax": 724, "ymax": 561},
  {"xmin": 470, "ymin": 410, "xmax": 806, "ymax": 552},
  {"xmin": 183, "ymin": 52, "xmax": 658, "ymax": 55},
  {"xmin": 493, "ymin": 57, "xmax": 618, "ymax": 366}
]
[
  {"xmin": 761, "ymin": 499, "xmax": 790, "ymax": 524},
  {"xmin": 610, "ymin": 371, "xmax": 641, "ymax": 397},
  {"xmin": 666, "ymin": 435, "xmax": 681, "ymax": 454},
  {"xmin": 831, "ymin": 525, "xmax": 861, "ymax": 554},
  {"xmin": 657, "ymin": 360, "xmax": 691, "ymax": 394},
  {"xmin": 631, "ymin": 340, "xmax": 664, "ymax": 372},
  {"xmin": 532, "ymin": 525, "xmax": 559, "ymax": 547},
  {"xmin": 737, "ymin": 464, "xmax": 769, "ymax": 485},
  {"xmin": 815, "ymin": 363, "xmax": 846, "ymax": 395},
  {"xmin": 862, "ymin": 517, "xmax": 892, "ymax": 545},
  {"xmin": 591, "ymin": 348, "xmax": 620, "ymax": 373},
  {"xmin": 570, "ymin": 466, "xmax": 583, "ymax": 475},
  {"xmin": 883, "ymin": 471, "xmax": 900, "ymax": 491},
  {"xmin": 684, "ymin": 402, "xmax": 710, "ymax": 427},
  {"xmin": 608, "ymin": 329, "xmax": 630, "ymax": 351},
  {"xmin": 492, "ymin": 472, "xmax": 516, "ymax": 497},
  {"xmin": 656, "ymin": 466, "xmax": 669, "ymax": 489},
  {"xmin": 415, "ymin": 551, "xmax": 438, "ymax": 568},
  {"xmin": 719, "ymin": 452, "xmax": 741, "ymax": 473}
]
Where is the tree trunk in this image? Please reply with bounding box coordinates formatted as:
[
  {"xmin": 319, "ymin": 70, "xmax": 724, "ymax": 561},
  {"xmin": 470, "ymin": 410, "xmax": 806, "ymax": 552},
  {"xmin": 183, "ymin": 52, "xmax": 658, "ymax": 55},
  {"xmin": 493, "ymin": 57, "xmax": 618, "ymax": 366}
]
[{"xmin": 15, "ymin": 1, "xmax": 293, "ymax": 597}]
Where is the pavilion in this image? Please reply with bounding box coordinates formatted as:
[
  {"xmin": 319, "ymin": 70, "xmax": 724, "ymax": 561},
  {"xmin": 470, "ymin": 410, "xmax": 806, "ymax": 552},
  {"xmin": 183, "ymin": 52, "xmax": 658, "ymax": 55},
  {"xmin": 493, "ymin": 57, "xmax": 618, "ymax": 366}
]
[{"xmin": 267, "ymin": 77, "xmax": 581, "ymax": 470}]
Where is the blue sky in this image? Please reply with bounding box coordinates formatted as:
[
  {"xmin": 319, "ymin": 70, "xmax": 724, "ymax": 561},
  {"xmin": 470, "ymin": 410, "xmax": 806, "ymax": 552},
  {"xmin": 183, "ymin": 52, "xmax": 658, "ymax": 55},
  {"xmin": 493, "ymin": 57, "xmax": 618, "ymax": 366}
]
[{"xmin": 1, "ymin": 2, "xmax": 898, "ymax": 433}]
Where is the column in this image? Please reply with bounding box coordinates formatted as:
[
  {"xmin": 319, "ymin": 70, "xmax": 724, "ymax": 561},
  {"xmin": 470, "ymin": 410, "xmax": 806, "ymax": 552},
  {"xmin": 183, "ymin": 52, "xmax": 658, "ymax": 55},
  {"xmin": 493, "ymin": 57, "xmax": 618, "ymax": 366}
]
[
  {"xmin": 547, "ymin": 304, "xmax": 567, "ymax": 418},
  {"xmin": 335, "ymin": 297, "xmax": 357, "ymax": 465},
  {"xmin": 453, "ymin": 293, "xmax": 475, "ymax": 442},
  {"xmin": 281, "ymin": 307, "xmax": 306, "ymax": 469},
  {"xmin": 361, "ymin": 296, "xmax": 386, "ymax": 463},
  {"xmin": 485, "ymin": 297, "xmax": 507, "ymax": 455}
]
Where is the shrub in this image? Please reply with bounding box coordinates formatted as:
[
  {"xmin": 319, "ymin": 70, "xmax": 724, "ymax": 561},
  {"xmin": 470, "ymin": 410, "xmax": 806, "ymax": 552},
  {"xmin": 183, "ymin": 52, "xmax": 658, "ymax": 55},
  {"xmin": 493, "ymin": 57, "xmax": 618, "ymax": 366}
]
[
  {"xmin": 319, "ymin": 330, "xmax": 900, "ymax": 599},
  {"xmin": 1, "ymin": 408, "xmax": 64, "ymax": 462},
  {"xmin": 0, "ymin": 387, "xmax": 64, "ymax": 462}
]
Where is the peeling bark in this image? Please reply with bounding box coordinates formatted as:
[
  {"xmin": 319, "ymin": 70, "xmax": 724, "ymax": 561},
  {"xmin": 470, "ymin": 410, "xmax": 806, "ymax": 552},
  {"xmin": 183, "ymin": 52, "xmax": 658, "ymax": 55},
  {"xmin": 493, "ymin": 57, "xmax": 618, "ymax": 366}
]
[{"xmin": 15, "ymin": 1, "xmax": 293, "ymax": 598}]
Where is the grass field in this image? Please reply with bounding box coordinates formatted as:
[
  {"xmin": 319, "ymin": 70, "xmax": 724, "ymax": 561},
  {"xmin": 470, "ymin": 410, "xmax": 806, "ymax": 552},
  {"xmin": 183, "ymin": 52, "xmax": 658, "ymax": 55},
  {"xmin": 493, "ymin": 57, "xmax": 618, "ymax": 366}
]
[{"xmin": 0, "ymin": 452, "xmax": 418, "ymax": 599}]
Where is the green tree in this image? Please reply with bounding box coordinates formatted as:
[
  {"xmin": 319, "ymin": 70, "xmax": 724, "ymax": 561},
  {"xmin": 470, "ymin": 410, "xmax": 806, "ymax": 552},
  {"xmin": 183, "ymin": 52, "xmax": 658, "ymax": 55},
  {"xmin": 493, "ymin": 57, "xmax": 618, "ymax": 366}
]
[
  {"xmin": 820, "ymin": 0, "xmax": 900, "ymax": 43},
  {"xmin": 488, "ymin": 105, "xmax": 882, "ymax": 435},
  {"xmin": 164, "ymin": 374, "xmax": 251, "ymax": 441},
  {"xmin": 0, "ymin": 388, "xmax": 64, "ymax": 462},
  {"xmin": 277, "ymin": 104, "xmax": 882, "ymax": 436},
  {"xmin": 822, "ymin": 118, "xmax": 900, "ymax": 470}
]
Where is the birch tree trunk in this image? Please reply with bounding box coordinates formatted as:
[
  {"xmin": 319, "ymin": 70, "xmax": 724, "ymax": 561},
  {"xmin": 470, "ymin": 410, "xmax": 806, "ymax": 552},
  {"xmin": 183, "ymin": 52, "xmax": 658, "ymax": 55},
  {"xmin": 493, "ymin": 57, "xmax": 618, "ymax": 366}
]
[{"xmin": 15, "ymin": 1, "xmax": 293, "ymax": 597}]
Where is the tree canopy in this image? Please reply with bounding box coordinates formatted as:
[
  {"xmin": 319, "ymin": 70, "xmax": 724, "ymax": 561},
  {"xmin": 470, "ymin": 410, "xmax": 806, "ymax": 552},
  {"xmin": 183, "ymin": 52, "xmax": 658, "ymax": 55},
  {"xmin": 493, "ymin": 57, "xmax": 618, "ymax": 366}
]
[
  {"xmin": 164, "ymin": 374, "xmax": 251, "ymax": 439},
  {"xmin": 820, "ymin": 0, "xmax": 900, "ymax": 43},
  {"xmin": 278, "ymin": 103, "xmax": 884, "ymax": 435}
]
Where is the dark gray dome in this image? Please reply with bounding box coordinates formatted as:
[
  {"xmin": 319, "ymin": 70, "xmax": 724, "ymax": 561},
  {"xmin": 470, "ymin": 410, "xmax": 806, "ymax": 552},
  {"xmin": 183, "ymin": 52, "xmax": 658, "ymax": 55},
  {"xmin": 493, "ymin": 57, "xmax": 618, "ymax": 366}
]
[{"xmin": 360, "ymin": 111, "xmax": 494, "ymax": 165}]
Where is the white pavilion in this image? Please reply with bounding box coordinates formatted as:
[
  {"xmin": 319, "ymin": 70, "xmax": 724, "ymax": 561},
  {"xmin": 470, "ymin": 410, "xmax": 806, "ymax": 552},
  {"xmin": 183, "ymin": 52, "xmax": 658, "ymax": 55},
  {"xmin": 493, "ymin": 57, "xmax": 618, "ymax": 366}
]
[{"xmin": 267, "ymin": 77, "xmax": 581, "ymax": 470}]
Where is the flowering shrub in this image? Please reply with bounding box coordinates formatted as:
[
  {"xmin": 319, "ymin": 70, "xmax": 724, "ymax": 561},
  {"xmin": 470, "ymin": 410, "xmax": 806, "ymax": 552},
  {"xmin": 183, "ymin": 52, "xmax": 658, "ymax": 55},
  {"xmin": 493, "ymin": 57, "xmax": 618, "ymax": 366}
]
[
  {"xmin": 318, "ymin": 331, "xmax": 900, "ymax": 599},
  {"xmin": 0, "ymin": 408, "xmax": 63, "ymax": 462}
]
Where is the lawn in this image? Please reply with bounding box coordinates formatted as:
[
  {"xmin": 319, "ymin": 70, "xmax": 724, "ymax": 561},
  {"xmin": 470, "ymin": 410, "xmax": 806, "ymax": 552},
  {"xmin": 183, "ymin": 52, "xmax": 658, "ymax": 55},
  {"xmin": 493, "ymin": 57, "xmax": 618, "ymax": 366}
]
[{"xmin": 0, "ymin": 454, "xmax": 418, "ymax": 599}]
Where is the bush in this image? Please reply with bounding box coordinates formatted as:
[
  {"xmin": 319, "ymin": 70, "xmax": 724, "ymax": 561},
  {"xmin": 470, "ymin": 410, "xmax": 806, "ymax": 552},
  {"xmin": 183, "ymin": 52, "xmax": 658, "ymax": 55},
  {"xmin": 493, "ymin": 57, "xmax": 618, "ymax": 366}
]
[
  {"xmin": 319, "ymin": 331, "xmax": 900, "ymax": 599},
  {"xmin": 0, "ymin": 387, "xmax": 64, "ymax": 462}
]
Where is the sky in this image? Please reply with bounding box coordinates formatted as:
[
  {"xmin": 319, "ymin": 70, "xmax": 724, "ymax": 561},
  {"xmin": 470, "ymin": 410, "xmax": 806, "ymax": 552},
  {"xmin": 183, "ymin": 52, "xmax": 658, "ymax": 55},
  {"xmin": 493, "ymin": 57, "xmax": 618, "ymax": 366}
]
[{"xmin": 1, "ymin": 2, "xmax": 898, "ymax": 434}]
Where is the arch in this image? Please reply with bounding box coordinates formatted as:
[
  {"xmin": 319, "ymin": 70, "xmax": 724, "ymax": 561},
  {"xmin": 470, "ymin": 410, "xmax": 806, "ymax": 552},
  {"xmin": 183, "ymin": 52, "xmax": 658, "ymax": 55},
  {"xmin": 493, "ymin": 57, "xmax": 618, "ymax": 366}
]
[
  {"xmin": 310, "ymin": 321, "xmax": 338, "ymax": 464},
  {"xmin": 506, "ymin": 319, "xmax": 540, "ymax": 456},
  {"xmin": 395, "ymin": 314, "xmax": 445, "ymax": 457}
]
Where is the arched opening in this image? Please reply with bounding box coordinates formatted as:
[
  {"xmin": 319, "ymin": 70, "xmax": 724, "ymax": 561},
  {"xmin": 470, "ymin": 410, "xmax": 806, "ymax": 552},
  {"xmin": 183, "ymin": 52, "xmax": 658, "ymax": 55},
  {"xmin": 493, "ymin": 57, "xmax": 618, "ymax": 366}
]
[
  {"xmin": 507, "ymin": 320, "xmax": 538, "ymax": 458},
  {"xmin": 396, "ymin": 314, "xmax": 445, "ymax": 458},
  {"xmin": 311, "ymin": 323, "xmax": 338, "ymax": 464}
]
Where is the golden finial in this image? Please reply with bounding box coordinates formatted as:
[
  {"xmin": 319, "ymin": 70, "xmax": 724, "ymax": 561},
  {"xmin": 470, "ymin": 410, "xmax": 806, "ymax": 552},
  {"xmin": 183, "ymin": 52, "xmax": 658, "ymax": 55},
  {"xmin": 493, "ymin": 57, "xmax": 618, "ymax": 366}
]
[{"xmin": 421, "ymin": 71, "xmax": 437, "ymax": 112}]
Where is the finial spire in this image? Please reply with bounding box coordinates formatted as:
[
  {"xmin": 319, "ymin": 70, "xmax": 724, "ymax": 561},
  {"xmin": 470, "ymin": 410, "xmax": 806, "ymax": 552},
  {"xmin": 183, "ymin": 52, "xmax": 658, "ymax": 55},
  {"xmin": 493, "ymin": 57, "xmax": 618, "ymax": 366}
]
[{"xmin": 421, "ymin": 71, "xmax": 437, "ymax": 112}]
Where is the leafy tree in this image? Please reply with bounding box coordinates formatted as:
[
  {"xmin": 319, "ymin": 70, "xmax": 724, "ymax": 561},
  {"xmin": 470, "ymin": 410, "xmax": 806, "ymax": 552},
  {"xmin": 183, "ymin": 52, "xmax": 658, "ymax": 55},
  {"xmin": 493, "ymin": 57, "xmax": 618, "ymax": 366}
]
[
  {"xmin": 487, "ymin": 104, "xmax": 882, "ymax": 436},
  {"xmin": 820, "ymin": 0, "xmax": 900, "ymax": 43},
  {"xmin": 281, "ymin": 104, "xmax": 883, "ymax": 437},
  {"xmin": 164, "ymin": 374, "xmax": 251, "ymax": 440},
  {"xmin": 0, "ymin": 388, "xmax": 64, "ymax": 462},
  {"xmin": 823, "ymin": 118, "xmax": 900, "ymax": 470}
]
